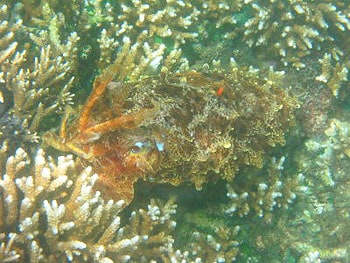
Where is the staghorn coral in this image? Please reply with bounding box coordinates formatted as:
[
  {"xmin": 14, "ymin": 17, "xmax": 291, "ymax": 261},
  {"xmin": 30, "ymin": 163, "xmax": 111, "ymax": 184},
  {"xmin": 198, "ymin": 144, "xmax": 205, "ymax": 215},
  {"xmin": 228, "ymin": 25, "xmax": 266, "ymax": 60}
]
[
  {"xmin": 0, "ymin": 232, "xmax": 20, "ymax": 262},
  {"xmin": 95, "ymin": 24, "xmax": 188, "ymax": 72},
  {"xmin": 171, "ymin": 115, "xmax": 350, "ymax": 262},
  {"xmin": 1, "ymin": 44, "xmax": 75, "ymax": 128},
  {"xmin": 238, "ymin": 0, "xmax": 350, "ymax": 70},
  {"xmin": 12, "ymin": 0, "xmax": 241, "ymax": 63},
  {"xmin": 0, "ymin": 3, "xmax": 76, "ymax": 147},
  {"xmin": 0, "ymin": 5, "xmax": 20, "ymax": 65},
  {"xmin": 224, "ymin": 156, "xmax": 307, "ymax": 220},
  {"xmin": 266, "ymin": 118, "xmax": 350, "ymax": 262},
  {"xmin": 22, "ymin": 1, "xmax": 81, "ymax": 72},
  {"xmin": 180, "ymin": 209, "xmax": 241, "ymax": 262},
  {"xmin": 9, "ymin": 0, "xmax": 247, "ymax": 74},
  {"xmin": 114, "ymin": 0, "xmax": 242, "ymax": 46},
  {"xmin": 0, "ymin": 147, "xmax": 208, "ymax": 262},
  {"xmin": 316, "ymin": 53, "xmax": 348, "ymax": 97},
  {"xmin": 1, "ymin": 1, "xmax": 349, "ymax": 262},
  {"xmin": 250, "ymin": 118, "xmax": 350, "ymax": 262},
  {"xmin": 302, "ymin": 118, "xmax": 350, "ymax": 188},
  {"xmin": 180, "ymin": 120, "xmax": 349, "ymax": 262}
]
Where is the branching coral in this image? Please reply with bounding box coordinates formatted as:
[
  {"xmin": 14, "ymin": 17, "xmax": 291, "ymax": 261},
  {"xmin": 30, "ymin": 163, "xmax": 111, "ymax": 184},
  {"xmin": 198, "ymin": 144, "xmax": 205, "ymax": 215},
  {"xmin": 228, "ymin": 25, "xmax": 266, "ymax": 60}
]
[
  {"xmin": 0, "ymin": 5, "xmax": 21, "ymax": 65},
  {"xmin": 225, "ymin": 156, "xmax": 307, "ymax": 220},
  {"xmin": 0, "ymin": 4, "xmax": 76, "ymax": 147},
  {"xmin": 280, "ymin": 118, "xmax": 350, "ymax": 261},
  {"xmin": 303, "ymin": 118, "xmax": 350, "ymax": 187},
  {"xmin": 181, "ymin": 214, "xmax": 241, "ymax": 262},
  {"xmin": 0, "ymin": 232, "xmax": 20, "ymax": 262},
  {"xmin": 0, "ymin": 148, "xmax": 201, "ymax": 262},
  {"xmin": 1, "ymin": 1, "xmax": 349, "ymax": 262},
  {"xmin": 114, "ymin": 0, "xmax": 242, "ymax": 46},
  {"xmin": 316, "ymin": 53, "xmax": 348, "ymax": 97},
  {"xmin": 1, "ymin": 44, "xmax": 75, "ymax": 126},
  {"xmin": 239, "ymin": 0, "xmax": 350, "ymax": 69}
]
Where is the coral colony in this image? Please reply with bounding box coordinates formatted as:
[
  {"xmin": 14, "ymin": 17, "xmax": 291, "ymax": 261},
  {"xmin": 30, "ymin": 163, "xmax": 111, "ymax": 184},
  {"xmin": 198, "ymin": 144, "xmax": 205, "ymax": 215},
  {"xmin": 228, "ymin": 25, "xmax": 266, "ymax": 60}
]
[{"xmin": 1, "ymin": 1, "xmax": 349, "ymax": 262}]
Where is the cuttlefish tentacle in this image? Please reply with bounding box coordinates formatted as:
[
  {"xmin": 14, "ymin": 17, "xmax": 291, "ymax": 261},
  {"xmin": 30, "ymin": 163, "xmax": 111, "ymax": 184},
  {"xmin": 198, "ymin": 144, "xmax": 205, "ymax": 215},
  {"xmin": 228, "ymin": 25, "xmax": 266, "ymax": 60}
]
[
  {"xmin": 59, "ymin": 105, "xmax": 75, "ymax": 139},
  {"xmin": 43, "ymin": 131, "xmax": 95, "ymax": 160},
  {"xmin": 42, "ymin": 105, "xmax": 77, "ymax": 153},
  {"xmin": 44, "ymin": 99, "xmax": 160, "ymax": 162},
  {"xmin": 73, "ymin": 100, "xmax": 160, "ymax": 144},
  {"xmin": 78, "ymin": 62, "xmax": 124, "ymax": 132}
]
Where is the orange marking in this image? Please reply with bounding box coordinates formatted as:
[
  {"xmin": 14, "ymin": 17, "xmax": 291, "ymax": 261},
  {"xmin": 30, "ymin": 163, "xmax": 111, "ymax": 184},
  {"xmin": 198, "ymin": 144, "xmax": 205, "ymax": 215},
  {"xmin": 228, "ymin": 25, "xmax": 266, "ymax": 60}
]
[{"xmin": 217, "ymin": 86, "xmax": 224, "ymax": 96}]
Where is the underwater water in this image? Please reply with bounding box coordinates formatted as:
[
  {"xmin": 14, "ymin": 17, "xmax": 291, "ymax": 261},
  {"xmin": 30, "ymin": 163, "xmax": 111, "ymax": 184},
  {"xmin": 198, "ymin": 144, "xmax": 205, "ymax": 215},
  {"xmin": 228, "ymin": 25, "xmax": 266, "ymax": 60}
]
[{"xmin": 0, "ymin": 0, "xmax": 349, "ymax": 262}]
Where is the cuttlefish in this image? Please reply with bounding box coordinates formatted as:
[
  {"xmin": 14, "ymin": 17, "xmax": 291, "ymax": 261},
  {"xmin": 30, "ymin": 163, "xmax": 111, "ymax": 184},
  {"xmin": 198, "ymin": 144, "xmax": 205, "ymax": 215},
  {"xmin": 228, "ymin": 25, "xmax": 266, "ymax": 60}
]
[{"xmin": 44, "ymin": 65, "xmax": 298, "ymax": 205}]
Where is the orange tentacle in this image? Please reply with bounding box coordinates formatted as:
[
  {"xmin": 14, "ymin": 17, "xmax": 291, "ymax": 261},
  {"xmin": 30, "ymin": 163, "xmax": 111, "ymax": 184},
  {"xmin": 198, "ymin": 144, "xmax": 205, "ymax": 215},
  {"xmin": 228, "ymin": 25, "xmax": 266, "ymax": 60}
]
[
  {"xmin": 75, "ymin": 102, "xmax": 160, "ymax": 143},
  {"xmin": 78, "ymin": 79, "xmax": 108, "ymax": 132},
  {"xmin": 59, "ymin": 105, "xmax": 75, "ymax": 139},
  {"xmin": 78, "ymin": 63, "xmax": 123, "ymax": 132}
]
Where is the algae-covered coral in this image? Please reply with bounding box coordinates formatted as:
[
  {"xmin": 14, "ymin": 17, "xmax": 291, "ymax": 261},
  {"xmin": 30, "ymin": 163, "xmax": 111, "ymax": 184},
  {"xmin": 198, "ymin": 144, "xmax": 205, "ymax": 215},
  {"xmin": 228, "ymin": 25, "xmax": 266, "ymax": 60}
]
[{"xmin": 1, "ymin": 0, "xmax": 350, "ymax": 262}]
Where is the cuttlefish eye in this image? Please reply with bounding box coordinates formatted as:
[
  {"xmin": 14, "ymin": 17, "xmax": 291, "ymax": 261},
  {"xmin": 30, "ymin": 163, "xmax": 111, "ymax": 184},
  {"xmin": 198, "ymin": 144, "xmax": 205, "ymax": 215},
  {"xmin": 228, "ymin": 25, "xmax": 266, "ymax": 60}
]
[
  {"xmin": 129, "ymin": 141, "xmax": 151, "ymax": 154},
  {"xmin": 125, "ymin": 138, "xmax": 165, "ymax": 173}
]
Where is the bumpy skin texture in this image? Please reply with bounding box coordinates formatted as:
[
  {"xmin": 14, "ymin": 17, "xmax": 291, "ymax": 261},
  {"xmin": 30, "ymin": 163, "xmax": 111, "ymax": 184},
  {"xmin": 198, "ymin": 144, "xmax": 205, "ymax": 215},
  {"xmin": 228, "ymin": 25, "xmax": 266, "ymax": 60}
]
[{"xmin": 45, "ymin": 68, "xmax": 298, "ymax": 204}]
